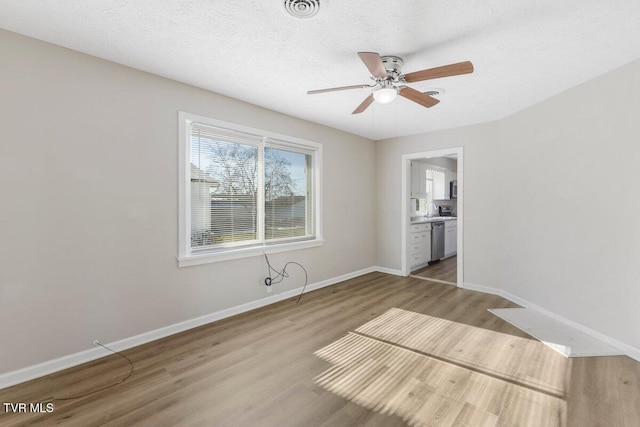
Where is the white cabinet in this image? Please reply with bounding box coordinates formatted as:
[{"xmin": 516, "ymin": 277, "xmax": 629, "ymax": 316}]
[
  {"xmin": 410, "ymin": 162, "xmax": 427, "ymax": 198},
  {"xmin": 409, "ymin": 223, "xmax": 431, "ymax": 269},
  {"xmin": 444, "ymin": 220, "xmax": 457, "ymax": 257}
]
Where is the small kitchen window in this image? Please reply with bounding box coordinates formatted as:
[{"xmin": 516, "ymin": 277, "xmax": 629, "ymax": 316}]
[
  {"xmin": 426, "ymin": 168, "xmax": 446, "ymax": 201},
  {"xmin": 417, "ymin": 167, "xmax": 446, "ymax": 214}
]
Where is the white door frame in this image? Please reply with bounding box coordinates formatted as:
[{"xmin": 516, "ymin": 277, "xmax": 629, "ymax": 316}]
[{"xmin": 400, "ymin": 147, "xmax": 464, "ymax": 285}]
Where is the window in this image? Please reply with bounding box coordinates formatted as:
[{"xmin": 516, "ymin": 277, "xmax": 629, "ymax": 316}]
[
  {"xmin": 417, "ymin": 167, "xmax": 446, "ymax": 215},
  {"xmin": 179, "ymin": 113, "xmax": 322, "ymax": 266},
  {"xmin": 426, "ymin": 167, "xmax": 446, "ymax": 202}
]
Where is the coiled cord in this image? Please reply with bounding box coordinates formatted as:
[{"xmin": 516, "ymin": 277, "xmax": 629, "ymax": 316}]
[{"xmin": 264, "ymin": 253, "xmax": 308, "ymax": 303}]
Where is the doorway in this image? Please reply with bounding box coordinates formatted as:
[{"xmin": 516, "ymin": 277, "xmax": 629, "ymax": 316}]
[
  {"xmin": 400, "ymin": 148, "xmax": 463, "ymax": 286},
  {"xmin": 412, "ymin": 255, "xmax": 458, "ymax": 283}
]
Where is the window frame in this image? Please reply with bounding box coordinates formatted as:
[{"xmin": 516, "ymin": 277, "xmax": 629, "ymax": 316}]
[{"xmin": 178, "ymin": 112, "xmax": 323, "ymax": 267}]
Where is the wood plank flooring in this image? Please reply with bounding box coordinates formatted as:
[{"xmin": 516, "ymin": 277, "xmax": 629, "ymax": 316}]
[
  {"xmin": 412, "ymin": 255, "xmax": 457, "ymax": 283},
  {"xmin": 1, "ymin": 273, "xmax": 639, "ymax": 426}
]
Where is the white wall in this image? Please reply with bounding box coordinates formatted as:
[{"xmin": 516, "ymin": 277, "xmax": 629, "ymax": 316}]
[
  {"xmin": 0, "ymin": 29, "xmax": 376, "ymax": 374},
  {"xmin": 376, "ymin": 58, "xmax": 640, "ymax": 352},
  {"xmin": 497, "ymin": 58, "xmax": 640, "ymax": 351}
]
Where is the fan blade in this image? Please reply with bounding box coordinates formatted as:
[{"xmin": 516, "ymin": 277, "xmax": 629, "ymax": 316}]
[
  {"xmin": 352, "ymin": 94, "xmax": 375, "ymax": 114},
  {"xmin": 307, "ymin": 84, "xmax": 370, "ymax": 94},
  {"xmin": 403, "ymin": 61, "xmax": 474, "ymax": 83},
  {"xmin": 399, "ymin": 86, "xmax": 440, "ymax": 108},
  {"xmin": 357, "ymin": 52, "xmax": 388, "ymax": 79}
]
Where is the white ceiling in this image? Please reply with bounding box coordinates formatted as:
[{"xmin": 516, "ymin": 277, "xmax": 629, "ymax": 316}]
[{"xmin": 1, "ymin": 1, "xmax": 640, "ymax": 140}]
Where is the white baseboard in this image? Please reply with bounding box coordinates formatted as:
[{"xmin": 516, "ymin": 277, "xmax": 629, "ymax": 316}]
[
  {"xmin": 459, "ymin": 281, "xmax": 504, "ymax": 297},
  {"xmin": 0, "ymin": 266, "xmax": 379, "ymax": 390},
  {"xmin": 373, "ymin": 266, "xmax": 404, "ymax": 276},
  {"xmin": 462, "ymin": 281, "xmax": 640, "ymax": 362}
]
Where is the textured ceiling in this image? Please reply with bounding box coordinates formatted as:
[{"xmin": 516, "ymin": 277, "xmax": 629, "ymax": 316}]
[{"xmin": 1, "ymin": 1, "xmax": 640, "ymax": 140}]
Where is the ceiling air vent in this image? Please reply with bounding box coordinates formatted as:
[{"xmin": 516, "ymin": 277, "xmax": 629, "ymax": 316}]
[{"xmin": 284, "ymin": 0, "xmax": 321, "ymax": 19}]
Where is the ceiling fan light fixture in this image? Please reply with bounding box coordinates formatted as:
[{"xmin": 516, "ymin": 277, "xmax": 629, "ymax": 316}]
[
  {"xmin": 307, "ymin": 52, "xmax": 473, "ymax": 114},
  {"xmin": 373, "ymin": 84, "xmax": 398, "ymax": 104}
]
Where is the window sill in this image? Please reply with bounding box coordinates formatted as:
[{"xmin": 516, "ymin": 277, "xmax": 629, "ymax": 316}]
[{"xmin": 177, "ymin": 238, "xmax": 324, "ymax": 267}]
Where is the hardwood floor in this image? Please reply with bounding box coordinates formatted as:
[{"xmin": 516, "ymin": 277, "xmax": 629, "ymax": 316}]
[
  {"xmin": 1, "ymin": 273, "xmax": 639, "ymax": 426},
  {"xmin": 412, "ymin": 255, "xmax": 457, "ymax": 283}
]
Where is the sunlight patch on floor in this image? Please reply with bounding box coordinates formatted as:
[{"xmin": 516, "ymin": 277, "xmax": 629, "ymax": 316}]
[
  {"xmin": 489, "ymin": 308, "xmax": 623, "ymax": 357},
  {"xmin": 314, "ymin": 308, "xmax": 569, "ymax": 426}
]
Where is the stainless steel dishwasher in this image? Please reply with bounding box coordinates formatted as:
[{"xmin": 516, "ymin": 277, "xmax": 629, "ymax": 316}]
[{"xmin": 430, "ymin": 221, "xmax": 445, "ymax": 261}]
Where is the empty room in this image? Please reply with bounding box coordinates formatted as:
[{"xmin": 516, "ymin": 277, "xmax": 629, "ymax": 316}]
[{"xmin": 1, "ymin": 1, "xmax": 640, "ymax": 426}]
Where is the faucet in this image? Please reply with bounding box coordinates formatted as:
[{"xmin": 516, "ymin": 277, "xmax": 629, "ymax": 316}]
[{"xmin": 426, "ymin": 202, "xmax": 437, "ymax": 217}]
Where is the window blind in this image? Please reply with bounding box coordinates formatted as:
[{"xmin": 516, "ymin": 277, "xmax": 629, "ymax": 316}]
[
  {"xmin": 425, "ymin": 167, "xmax": 446, "ymax": 201},
  {"xmin": 190, "ymin": 124, "xmax": 261, "ymax": 249}
]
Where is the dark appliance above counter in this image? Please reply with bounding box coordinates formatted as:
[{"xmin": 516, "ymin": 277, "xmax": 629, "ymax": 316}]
[
  {"xmin": 449, "ymin": 180, "xmax": 457, "ymax": 199},
  {"xmin": 438, "ymin": 205, "xmax": 454, "ymax": 217}
]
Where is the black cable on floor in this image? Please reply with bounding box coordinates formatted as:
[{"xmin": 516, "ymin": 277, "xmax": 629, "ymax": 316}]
[{"xmin": 42, "ymin": 341, "xmax": 134, "ymax": 404}]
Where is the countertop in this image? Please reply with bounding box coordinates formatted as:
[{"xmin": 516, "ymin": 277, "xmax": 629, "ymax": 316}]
[{"xmin": 411, "ymin": 216, "xmax": 458, "ymax": 224}]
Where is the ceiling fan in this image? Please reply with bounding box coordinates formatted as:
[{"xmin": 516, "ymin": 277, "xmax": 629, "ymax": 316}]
[{"xmin": 307, "ymin": 52, "xmax": 474, "ymax": 114}]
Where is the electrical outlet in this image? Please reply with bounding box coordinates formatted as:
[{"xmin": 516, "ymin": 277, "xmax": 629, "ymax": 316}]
[
  {"xmin": 267, "ymin": 285, "xmax": 272, "ymax": 294},
  {"xmin": 93, "ymin": 340, "xmax": 100, "ymax": 345}
]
